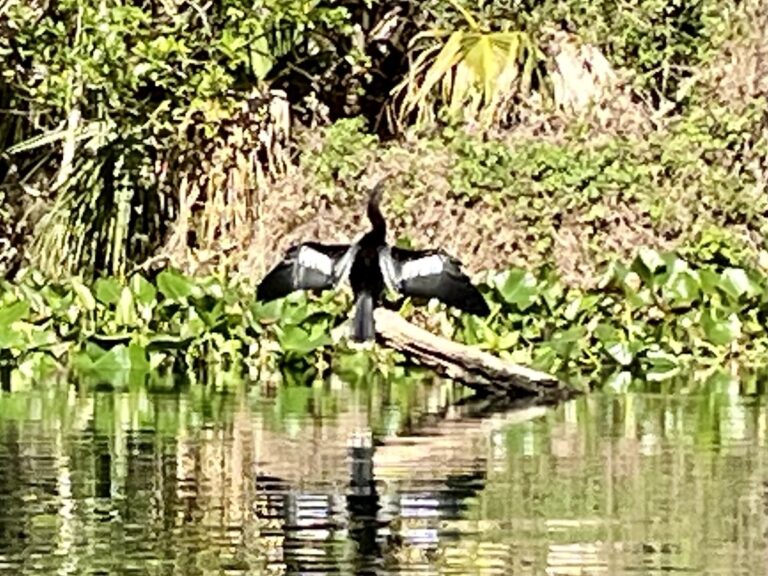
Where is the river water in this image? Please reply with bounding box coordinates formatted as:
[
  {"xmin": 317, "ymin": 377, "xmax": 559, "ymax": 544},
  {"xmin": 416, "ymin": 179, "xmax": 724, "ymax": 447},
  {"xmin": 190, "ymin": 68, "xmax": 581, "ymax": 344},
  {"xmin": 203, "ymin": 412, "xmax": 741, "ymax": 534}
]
[{"xmin": 0, "ymin": 377, "xmax": 765, "ymax": 575}]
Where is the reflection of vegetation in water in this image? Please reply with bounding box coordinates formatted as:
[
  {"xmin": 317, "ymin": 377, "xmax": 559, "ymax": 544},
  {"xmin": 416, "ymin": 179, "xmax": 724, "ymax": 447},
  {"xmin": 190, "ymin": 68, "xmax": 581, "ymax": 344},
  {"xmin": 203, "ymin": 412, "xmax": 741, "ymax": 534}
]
[
  {"xmin": 3, "ymin": 247, "xmax": 768, "ymax": 389},
  {"xmin": 420, "ymin": 393, "xmax": 767, "ymax": 575},
  {"xmin": 2, "ymin": 1, "xmax": 768, "ymax": 389},
  {"xmin": 0, "ymin": 384, "xmax": 764, "ymax": 574}
]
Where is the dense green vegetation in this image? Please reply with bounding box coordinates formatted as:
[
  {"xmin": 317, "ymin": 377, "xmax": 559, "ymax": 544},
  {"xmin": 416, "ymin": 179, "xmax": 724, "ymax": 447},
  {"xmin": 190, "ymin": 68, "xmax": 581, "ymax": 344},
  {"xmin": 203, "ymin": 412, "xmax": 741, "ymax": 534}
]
[
  {"xmin": 2, "ymin": 0, "xmax": 767, "ymax": 389},
  {"xmin": 2, "ymin": 248, "xmax": 768, "ymax": 392}
]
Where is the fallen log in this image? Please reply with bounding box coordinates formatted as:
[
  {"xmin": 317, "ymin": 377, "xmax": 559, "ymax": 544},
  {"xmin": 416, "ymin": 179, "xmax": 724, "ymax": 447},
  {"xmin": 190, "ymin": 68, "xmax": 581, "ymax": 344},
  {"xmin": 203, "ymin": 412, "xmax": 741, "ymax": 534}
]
[{"xmin": 372, "ymin": 308, "xmax": 575, "ymax": 400}]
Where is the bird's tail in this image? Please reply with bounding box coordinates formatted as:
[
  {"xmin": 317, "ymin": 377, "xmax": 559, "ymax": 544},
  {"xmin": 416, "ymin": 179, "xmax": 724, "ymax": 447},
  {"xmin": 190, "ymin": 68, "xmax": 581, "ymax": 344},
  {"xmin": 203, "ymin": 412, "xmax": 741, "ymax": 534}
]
[{"xmin": 351, "ymin": 291, "xmax": 375, "ymax": 342}]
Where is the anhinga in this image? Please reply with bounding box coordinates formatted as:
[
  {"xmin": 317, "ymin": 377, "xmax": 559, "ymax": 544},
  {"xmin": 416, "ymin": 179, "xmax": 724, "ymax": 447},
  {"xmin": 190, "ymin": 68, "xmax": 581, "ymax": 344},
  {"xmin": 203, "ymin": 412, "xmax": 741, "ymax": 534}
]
[{"xmin": 256, "ymin": 184, "xmax": 490, "ymax": 341}]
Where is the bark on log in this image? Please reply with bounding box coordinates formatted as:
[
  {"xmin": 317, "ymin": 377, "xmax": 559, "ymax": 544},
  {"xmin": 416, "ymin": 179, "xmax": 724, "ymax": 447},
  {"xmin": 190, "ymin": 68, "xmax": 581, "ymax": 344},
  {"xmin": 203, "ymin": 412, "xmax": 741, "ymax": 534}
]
[{"xmin": 373, "ymin": 308, "xmax": 576, "ymax": 400}]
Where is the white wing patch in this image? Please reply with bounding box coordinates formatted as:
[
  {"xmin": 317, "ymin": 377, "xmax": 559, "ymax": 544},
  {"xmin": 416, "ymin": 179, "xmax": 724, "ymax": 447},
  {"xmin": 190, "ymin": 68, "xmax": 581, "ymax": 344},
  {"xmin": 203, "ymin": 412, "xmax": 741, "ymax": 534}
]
[
  {"xmin": 333, "ymin": 245, "xmax": 359, "ymax": 285},
  {"xmin": 401, "ymin": 254, "xmax": 444, "ymax": 280},
  {"xmin": 378, "ymin": 247, "xmax": 400, "ymax": 291},
  {"xmin": 297, "ymin": 246, "xmax": 333, "ymax": 276}
]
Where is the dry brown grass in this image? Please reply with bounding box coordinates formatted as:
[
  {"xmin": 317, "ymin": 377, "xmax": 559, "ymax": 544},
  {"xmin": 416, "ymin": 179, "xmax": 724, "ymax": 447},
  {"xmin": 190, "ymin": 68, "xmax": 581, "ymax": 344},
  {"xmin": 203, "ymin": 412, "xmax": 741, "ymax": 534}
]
[
  {"xmin": 697, "ymin": 0, "xmax": 768, "ymax": 110},
  {"xmin": 150, "ymin": 90, "xmax": 292, "ymax": 278},
  {"xmin": 227, "ymin": 141, "xmax": 676, "ymax": 291}
]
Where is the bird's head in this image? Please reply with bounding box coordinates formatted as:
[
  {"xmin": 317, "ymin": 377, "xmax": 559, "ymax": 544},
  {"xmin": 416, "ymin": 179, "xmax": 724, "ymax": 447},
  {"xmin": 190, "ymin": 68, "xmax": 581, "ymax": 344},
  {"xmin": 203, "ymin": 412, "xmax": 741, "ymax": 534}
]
[
  {"xmin": 364, "ymin": 177, "xmax": 387, "ymax": 236},
  {"xmin": 366, "ymin": 178, "xmax": 386, "ymax": 209}
]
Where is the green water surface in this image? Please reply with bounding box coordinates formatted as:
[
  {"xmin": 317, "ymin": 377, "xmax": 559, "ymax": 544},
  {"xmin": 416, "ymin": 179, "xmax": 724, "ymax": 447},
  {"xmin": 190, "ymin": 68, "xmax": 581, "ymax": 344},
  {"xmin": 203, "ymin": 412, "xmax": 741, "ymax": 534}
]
[{"xmin": 0, "ymin": 377, "xmax": 764, "ymax": 575}]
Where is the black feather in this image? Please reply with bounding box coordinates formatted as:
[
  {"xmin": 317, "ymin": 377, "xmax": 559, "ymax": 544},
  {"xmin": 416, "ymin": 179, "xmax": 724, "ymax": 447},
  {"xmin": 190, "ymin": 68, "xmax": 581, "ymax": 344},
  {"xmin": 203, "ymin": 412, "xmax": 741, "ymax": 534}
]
[
  {"xmin": 256, "ymin": 243, "xmax": 352, "ymax": 302},
  {"xmin": 255, "ymin": 181, "xmax": 490, "ymax": 344},
  {"xmin": 351, "ymin": 291, "xmax": 375, "ymax": 342},
  {"xmin": 385, "ymin": 247, "xmax": 490, "ymax": 316}
]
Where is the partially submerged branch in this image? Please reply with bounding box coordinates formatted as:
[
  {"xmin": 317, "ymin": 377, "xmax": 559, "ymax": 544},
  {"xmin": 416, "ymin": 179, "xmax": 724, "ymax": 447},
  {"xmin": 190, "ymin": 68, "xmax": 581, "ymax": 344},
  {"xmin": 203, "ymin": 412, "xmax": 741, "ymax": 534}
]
[{"xmin": 373, "ymin": 308, "xmax": 575, "ymax": 400}]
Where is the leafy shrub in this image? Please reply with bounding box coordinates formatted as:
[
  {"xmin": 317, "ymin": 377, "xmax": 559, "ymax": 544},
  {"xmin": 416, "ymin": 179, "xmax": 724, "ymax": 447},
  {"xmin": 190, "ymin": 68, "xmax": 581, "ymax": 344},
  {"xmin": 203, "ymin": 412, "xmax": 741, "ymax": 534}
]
[
  {"xmin": 487, "ymin": 0, "xmax": 728, "ymax": 106},
  {"xmin": 299, "ymin": 117, "xmax": 380, "ymax": 200},
  {"xmin": 0, "ymin": 0, "xmax": 357, "ymax": 277},
  {"xmin": 452, "ymin": 249, "xmax": 768, "ymax": 390}
]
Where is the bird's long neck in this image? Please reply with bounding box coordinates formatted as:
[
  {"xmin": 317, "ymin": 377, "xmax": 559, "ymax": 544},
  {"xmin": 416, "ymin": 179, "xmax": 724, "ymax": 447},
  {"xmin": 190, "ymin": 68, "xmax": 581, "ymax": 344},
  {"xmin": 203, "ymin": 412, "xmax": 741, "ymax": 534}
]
[{"xmin": 366, "ymin": 187, "xmax": 386, "ymax": 244}]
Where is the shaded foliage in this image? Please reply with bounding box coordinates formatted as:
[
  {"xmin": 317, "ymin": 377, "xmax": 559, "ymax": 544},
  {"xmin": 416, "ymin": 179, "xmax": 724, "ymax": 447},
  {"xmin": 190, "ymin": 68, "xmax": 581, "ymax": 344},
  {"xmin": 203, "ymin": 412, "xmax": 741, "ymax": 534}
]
[{"xmin": 0, "ymin": 0, "xmax": 356, "ymax": 277}]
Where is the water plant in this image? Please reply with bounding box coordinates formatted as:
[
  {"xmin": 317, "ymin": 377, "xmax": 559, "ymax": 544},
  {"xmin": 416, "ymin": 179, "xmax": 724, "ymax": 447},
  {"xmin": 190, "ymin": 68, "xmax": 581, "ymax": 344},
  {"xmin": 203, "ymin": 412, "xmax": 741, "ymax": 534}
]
[{"xmin": 2, "ymin": 248, "xmax": 768, "ymax": 392}]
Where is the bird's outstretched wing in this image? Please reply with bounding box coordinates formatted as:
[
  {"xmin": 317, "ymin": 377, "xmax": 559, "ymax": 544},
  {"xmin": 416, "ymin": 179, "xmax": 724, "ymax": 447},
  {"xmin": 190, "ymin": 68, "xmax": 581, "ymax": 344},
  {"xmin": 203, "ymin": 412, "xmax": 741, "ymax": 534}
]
[
  {"xmin": 257, "ymin": 242, "xmax": 357, "ymax": 302},
  {"xmin": 379, "ymin": 246, "xmax": 490, "ymax": 316}
]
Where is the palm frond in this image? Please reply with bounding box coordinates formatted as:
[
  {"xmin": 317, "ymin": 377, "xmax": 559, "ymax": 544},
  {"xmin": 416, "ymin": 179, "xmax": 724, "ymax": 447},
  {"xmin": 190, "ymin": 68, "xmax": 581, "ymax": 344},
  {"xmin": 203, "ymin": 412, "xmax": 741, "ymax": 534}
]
[{"xmin": 392, "ymin": 20, "xmax": 547, "ymax": 130}]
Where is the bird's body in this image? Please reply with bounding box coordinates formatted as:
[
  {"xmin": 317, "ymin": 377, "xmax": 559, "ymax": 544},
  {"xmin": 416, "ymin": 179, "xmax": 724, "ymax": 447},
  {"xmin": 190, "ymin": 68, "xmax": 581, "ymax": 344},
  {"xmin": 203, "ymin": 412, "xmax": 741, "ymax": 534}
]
[
  {"xmin": 256, "ymin": 184, "xmax": 490, "ymax": 341},
  {"xmin": 348, "ymin": 238, "xmax": 385, "ymax": 342}
]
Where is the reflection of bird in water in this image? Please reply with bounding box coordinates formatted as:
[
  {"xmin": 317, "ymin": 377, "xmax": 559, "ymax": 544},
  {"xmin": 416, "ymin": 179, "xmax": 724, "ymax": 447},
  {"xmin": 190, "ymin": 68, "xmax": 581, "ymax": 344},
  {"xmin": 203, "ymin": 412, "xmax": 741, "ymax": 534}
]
[
  {"xmin": 347, "ymin": 440, "xmax": 383, "ymax": 575},
  {"xmin": 377, "ymin": 470, "xmax": 488, "ymax": 566},
  {"xmin": 345, "ymin": 434, "xmax": 489, "ymax": 572},
  {"xmin": 252, "ymin": 450, "xmax": 488, "ymax": 575},
  {"xmin": 254, "ymin": 474, "xmax": 345, "ymax": 575},
  {"xmin": 256, "ymin": 182, "xmax": 490, "ymax": 341}
]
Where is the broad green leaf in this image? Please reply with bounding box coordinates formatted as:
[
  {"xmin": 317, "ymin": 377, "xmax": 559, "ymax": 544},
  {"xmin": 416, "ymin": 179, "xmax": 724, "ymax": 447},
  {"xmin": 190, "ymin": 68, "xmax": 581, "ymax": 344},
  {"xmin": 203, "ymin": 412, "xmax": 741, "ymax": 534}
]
[
  {"xmin": 498, "ymin": 269, "xmax": 537, "ymax": 310},
  {"xmin": 40, "ymin": 285, "xmax": 70, "ymax": 311},
  {"xmin": 531, "ymin": 345, "xmax": 560, "ymax": 371},
  {"xmin": 180, "ymin": 315, "xmax": 207, "ymax": 339},
  {"xmin": 719, "ymin": 267, "xmax": 756, "ymax": 301},
  {"xmin": 195, "ymin": 295, "xmax": 225, "ymax": 327},
  {"xmin": 539, "ymin": 275, "xmax": 564, "ymax": 309},
  {"xmin": 306, "ymin": 319, "xmax": 333, "ymax": 343},
  {"xmin": 95, "ymin": 277, "xmax": 122, "ymax": 305},
  {"xmin": 249, "ymin": 299, "xmax": 283, "ymax": 330},
  {"xmin": 157, "ymin": 269, "xmax": 195, "ymax": 301},
  {"xmin": 563, "ymin": 297, "xmax": 582, "ymax": 321},
  {"xmin": 520, "ymin": 320, "xmax": 542, "ymax": 340},
  {"xmin": 73, "ymin": 344, "xmax": 132, "ymax": 387},
  {"xmin": 563, "ymin": 294, "xmax": 601, "ymax": 320},
  {"xmin": 605, "ymin": 341, "xmax": 633, "ymax": 366},
  {"xmin": 638, "ymin": 247, "xmax": 665, "ymax": 274},
  {"xmin": 698, "ymin": 269, "xmax": 721, "ymax": 295},
  {"xmin": 278, "ymin": 325, "xmax": 330, "ymax": 355},
  {"xmin": 130, "ymin": 274, "xmax": 157, "ymax": 306},
  {"xmin": 280, "ymin": 298, "xmax": 312, "ymax": 325},
  {"xmin": 495, "ymin": 331, "xmax": 519, "ymax": 351},
  {"xmin": 644, "ymin": 349, "xmax": 681, "ymax": 382},
  {"xmin": 24, "ymin": 326, "xmax": 58, "ymax": 350},
  {"xmin": 663, "ymin": 269, "xmax": 700, "ymax": 307},
  {"xmin": 595, "ymin": 323, "xmax": 621, "ymax": 344},
  {"xmin": 0, "ymin": 328, "xmax": 26, "ymax": 350},
  {"xmin": 547, "ymin": 326, "xmax": 586, "ymax": 357},
  {"xmin": 626, "ymin": 286, "xmax": 653, "ymax": 308},
  {"xmin": 632, "ymin": 248, "xmax": 665, "ymax": 285},
  {"xmin": 595, "ymin": 323, "xmax": 634, "ymax": 365},
  {"xmin": 700, "ymin": 309, "xmax": 741, "ymax": 346},
  {"xmin": 0, "ymin": 300, "xmax": 30, "ymax": 328},
  {"xmin": 250, "ymin": 36, "xmax": 275, "ymax": 80}
]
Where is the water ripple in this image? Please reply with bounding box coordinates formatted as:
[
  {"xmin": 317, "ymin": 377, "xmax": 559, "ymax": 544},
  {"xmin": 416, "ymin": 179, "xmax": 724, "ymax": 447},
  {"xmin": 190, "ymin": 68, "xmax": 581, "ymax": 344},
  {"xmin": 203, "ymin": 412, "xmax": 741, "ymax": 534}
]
[{"xmin": 0, "ymin": 387, "xmax": 762, "ymax": 575}]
